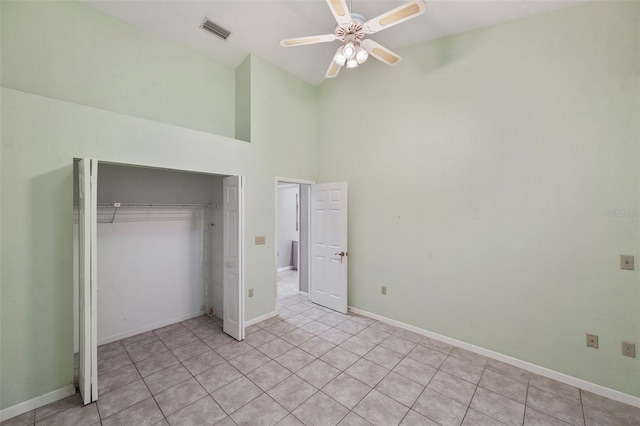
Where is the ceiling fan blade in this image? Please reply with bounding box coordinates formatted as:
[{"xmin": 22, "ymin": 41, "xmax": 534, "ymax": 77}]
[
  {"xmin": 325, "ymin": 0, "xmax": 352, "ymax": 25},
  {"xmin": 326, "ymin": 60, "xmax": 342, "ymax": 78},
  {"xmin": 280, "ymin": 34, "xmax": 337, "ymax": 47},
  {"xmin": 363, "ymin": 0, "xmax": 426, "ymax": 34},
  {"xmin": 362, "ymin": 39, "xmax": 403, "ymax": 66}
]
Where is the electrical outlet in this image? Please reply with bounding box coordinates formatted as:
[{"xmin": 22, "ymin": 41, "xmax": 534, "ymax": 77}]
[
  {"xmin": 381, "ymin": 286, "xmax": 387, "ymax": 296},
  {"xmin": 622, "ymin": 341, "xmax": 636, "ymax": 358},
  {"xmin": 248, "ymin": 288, "xmax": 254, "ymax": 297},
  {"xmin": 255, "ymin": 236, "xmax": 266, "ymax": 245},
  {"xmin": 586, "ymin": 333, "xmax": 598, "ymax": 349},
  {"xmin": 620, "ymin": 255, "xmax": 634, "ymax": 270}
]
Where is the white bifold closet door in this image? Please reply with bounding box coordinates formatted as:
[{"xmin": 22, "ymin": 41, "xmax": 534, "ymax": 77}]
[
  {"xmin": 223, "ymin": 175, "xmax": 244, "ymax": 341},
  {"xmin": 310, "ymin": 182, "xmax": 348, "ymax": 314},
  {"xmin": 78, "ymin": 158, "xmax": 98, "ymax": 405}
]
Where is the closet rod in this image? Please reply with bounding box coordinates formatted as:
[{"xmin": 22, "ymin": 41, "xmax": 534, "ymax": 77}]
[
  {"xmin": 99, "ymin": 202, "xmax": 210, "ymax": 208},
  {"xmin": 73, "ymin": 203, "xmax": 210, "ymax": 208}
]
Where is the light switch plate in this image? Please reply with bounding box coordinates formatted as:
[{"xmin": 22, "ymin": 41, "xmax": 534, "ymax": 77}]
[
  {"xmin": 255, "ymin": 236, "xmax": 266, "ymax": 245},
  {"xmin": 620, "ymin": 255, "xmax": 634, "ymax": 270}
]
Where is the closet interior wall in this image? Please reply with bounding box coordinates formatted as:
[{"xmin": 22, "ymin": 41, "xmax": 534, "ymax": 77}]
[{"xmin": 73, "ymin": 162, "xmax": 224, "ymax": 350}]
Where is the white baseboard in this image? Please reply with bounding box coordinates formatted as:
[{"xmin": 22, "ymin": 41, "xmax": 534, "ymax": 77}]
[
  {"xmin": 245, "ymin": 311, "xmax": 276, "ymax": 327},
  {"xmin": 298, "ymin": 291, "xmax": 309, "ymax": 297},
  {"xmin": 348, "ymin": 306, "xmax": 640, "ymax": 409},
  {"xmin": 97, "ymin": 311, "xmax": 205, "ymax": 346},
  {"xmin": 277, "ymin": 266, "xmax": 294, "ymax": 272},
  {"xmin": 0, "ymin": 384, "xmax": 76, "ymax": 422}
]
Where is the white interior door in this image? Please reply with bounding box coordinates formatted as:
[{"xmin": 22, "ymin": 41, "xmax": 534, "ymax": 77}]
[
  {"xmin": 223, "ymin": 176, "xmax": 244, "ymax": 340},
  {"xmin": 78, "ymin": 158, "xmax": 98, "ymax": 404},
  {"xmin": 310, "ymin": 182, "xmax": 348, "ymax": 314}
]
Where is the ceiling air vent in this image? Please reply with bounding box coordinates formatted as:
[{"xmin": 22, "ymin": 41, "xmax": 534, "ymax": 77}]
[{"xmin": 200, "ymin": 18, "xmax": 231, "ymax": 41}]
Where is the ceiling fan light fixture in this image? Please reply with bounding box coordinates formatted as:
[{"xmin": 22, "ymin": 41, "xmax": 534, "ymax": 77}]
[
  {"xmin": 346, "ymin": 58, "xmax": 358, "ymax": 69},
  {"xmin": 343, "ymin": 42, "xmax": 356, "ymax": 59},
  {"xmin": 334, "ymin": 47, "xmax": 347, "ymax": 66},
  {"xmin": 355, "ymin": 46, "xmax": 368, "ymax": 64}
]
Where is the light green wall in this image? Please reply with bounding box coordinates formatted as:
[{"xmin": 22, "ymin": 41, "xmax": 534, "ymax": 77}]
[
  {"xmin": 0, "ymin": 1, "xmax": 316, "ymax": 409},
  {"xmin": 317, "ymin": 1, "xmax": 639, "ymax": 396},
  {"xmin": 235, "ymin": 56, "xmax": 252, "ymax": 142},
  {"xmin": 1, "ymin": 0, "xmax": 235, "ymax": 137}
]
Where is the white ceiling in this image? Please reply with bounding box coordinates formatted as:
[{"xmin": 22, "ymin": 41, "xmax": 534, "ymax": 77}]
[{"xmin": 83, "ymin": 0, "xmax": 585, "ymax": 86}]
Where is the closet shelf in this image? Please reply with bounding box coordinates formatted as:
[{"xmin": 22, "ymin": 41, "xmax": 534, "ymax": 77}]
[{"xmin": 73, "ymin": 202, "xmax": 211, "ymax": 223}]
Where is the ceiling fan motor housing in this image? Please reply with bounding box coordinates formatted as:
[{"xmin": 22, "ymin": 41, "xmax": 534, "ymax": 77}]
[{"xmin": 335, "ymin": 12, "xmax": 366, "ymax": 42}]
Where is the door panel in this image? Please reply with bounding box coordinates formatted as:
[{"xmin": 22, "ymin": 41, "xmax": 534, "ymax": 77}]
[
  {"xmin": 78, "ymin": 158, "xmax": 98, "ymax": 404},
  {"xmin": 310, "ymin": 182, "xmax": 347, "ymax": 313},
  {"xmin": 223, "ymin": 176, "xmax": 244, "ymax": 340}
]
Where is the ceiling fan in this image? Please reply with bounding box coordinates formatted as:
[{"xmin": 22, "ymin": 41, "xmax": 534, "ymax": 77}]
[{"xmin": 280, "ymin": 0, "xmax": 426, "ymax": 78}]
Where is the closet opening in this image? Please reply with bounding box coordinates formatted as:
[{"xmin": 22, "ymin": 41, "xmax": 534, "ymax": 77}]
[{"xmin": 73, "ymin": 159, "xmax": 244, "ymax": 404}]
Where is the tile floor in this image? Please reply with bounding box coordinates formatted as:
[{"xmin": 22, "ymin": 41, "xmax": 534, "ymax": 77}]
[{"xmin": 3, "ymin": 271, "xmax": 639, "ymax": 426}]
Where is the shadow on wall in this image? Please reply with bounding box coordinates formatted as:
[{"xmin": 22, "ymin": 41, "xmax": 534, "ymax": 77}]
[
  {"xmin": 29, "ymin": 165, "xmax": 75, "ymax": 390},
  {"xmin": 408, "ymin": 31, "xmax": 481, "ymax": 75}
]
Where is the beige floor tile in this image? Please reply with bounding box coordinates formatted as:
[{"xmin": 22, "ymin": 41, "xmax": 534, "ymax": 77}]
[
  {"xmin": 399, "ymin": 410, "xmax": 440, "ymax": 426},
  {"xmin": 322, "ymin": 373, "xmax": 372, "ymax": 409},
  {"xmin": 376, "ymin": 372, "xmax": 425, "ymax": 408},
  {"xmin": 462, "ymin": 409, "xmax": 505, "ymax": 426},
  {"xmin": 406, "ymin": 345, "xmax": 447, "ymax": 369},
  {"xmin": 296, "ymin": 359, "xmax": 341, "ymax": 388},
  {"xmin": 35, "ymin": 393, "xmax": 83, "ymax": 422},
  {"xmin": 320, "ymin": 346, "xmax": 361, "ymax": 371},
  {"xmin": 339, "ymin": 336, "xmax": 376, "ymax": 357},
  {"xmin": 419, "ymin": 337, "xmax": 454, "ymax": 354},
  {"xmin": 170, "ymin": 340, "xmax": 211, "ymax": 362},
  {"xmin": 143, "ymin": 363, "xmax": 192, "ymax": 395},
  {"xmin": 165, "ymin": 396, "xmax": 226, "ymax": 426},
  {"xmin": 479, "ymin": 369, "xmax": 528, "ymax": 404},
  {"xmin": 195, "ymin": 362, "xmax": 243, "ymax": 393},
  {"xmin": 267, "ymin": 375, "xmax": 318, "ymax": 412},
  {"xmin": 99, "ymin": 362, "xmax": 141, "ymax": 394},
  {"xmin": 428, "ymin": 370, "xmax": 477, "ymax": 406},
  {"xmin": 392, "ymin": 357, "xmax": 437, "ymax": 386},
  {"xmin": 246, "ymin": 360, "xmax": 292, "ymax": 391},
  {"xmin": 135, "ymin": 351, "xmax": 179, "ymax": 377},
  {"xmin": 353, "ymin": 390, "xmax": 409, "ymax": 426},
  {"xmin": 292, "ymin": 392, "xmax": 349, "ymax": 426},
  {"xmin": 228, "ymin": 349, "xmax": 271, "ymax": 374},
  {"xmin": 258, "ymin": 338, "xmax": 296, "ymax": 359},
  {"xmin": 524, "ymin": 407, "xmax": 572, "ymax": 426},
  {"xmin": 154, "ymin": 378, "xmax": 207, "ymax": 416},
  {"xmin": 378, "ymin": 335, "xmax": 417, "ymax": 356},
  {"xmin": 526, "ymin": 386, "xmax": 584, "ymax": 426},
  {"xmin": 345, "ymin": 359, "xmax": 389, "ymax": 388},
  {"xmin": 299, "ymin": 337, "xmax": 336, "ymax": 358},
  {"xmin": 230, "ymin": 394, "xmax": 288, "ymax": 426},
  {"xmin": 211, "ymin": 377, "xmax": 263, "ymax": 415},
  {"xmin": 181, "ymin": 350, "xmax": 225, "ymax": 376},
  {"xmin": 412, "ymin": 388, "xmax": 467, "ymax": 426},
  {"xmin": 101, "ymin": 397, "xmax": 163, "ymax": 426},
  {"xmin": 363, "ymin": 346, "xmax": 404, "ymax": 370},
  {"xmin": 97, "ymin": 379, "xmax": 151, "ymax": 419},
  {"xmin": 275, "ymin": 348, "xmax": 316, "ymax": 373},
  {"xmin": 470, "ymin": 387, "xmax": 525, "ymax": 426},
  {"xmin": 440, "ymin": 355, "xmax": 484, "ymax": 384}
]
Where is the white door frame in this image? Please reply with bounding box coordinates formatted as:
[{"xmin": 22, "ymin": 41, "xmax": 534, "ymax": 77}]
[
  {"xmin": 76, "ymin": 160, "xmax": 246, "ymax": 399},
  {"xmin": 274, "ymin": 177, "xmax": 314, "ymax": 315}
]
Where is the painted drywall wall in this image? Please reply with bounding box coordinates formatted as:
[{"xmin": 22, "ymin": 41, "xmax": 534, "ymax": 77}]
[
  {"xmin": 235, "ymin": 56, "xmax": 252, "ymax": 143},
  {"xmin": 277, "ymin": 185, "xmax": 299, "ymax": 269},
  {"xmin": 93, "ymin": 165, "xmax": 223, "ymax": 343},
  {"xmin": 0, "ymin": 52, "xmax": 316, "ymax": 414},
  {"xmin": 317, "ymin": 1, "xmax": 639, "ymax": 397},
  {"xmin": 0, "ymin": 1, "xmax": 235, "ymax": 137}
]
